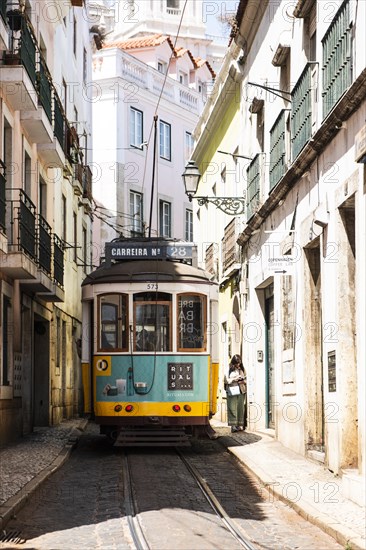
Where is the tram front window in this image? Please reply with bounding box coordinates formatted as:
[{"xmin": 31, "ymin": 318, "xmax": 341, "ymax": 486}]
[
  {"xmin": 177, "ymin": 294, "xmax": 206, "ymax": 351},
  {"xmin": 134, "ymin": 292, "xmax": 171, "ymax": 352},
  {"xmin": 99, "ymin": 294, "xmax": 128, "ymax": 351}
]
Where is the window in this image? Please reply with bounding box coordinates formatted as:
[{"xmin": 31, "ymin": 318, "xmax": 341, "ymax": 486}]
[
  {"xmin": 99, "ymin": 294, "xmax": 128, "ymax": 351},
  {"xmin": 24, "ymin": 151, "xmax": 32, "ymax": 197},
  {"xmin": 159, "ymin": 120, "xmax": 171, "ymax": 160},
  {"xmin": 185, "ymin": 209, "xmax": 193, "ymax": 241},
  {"xmin": 159, "ymin": 200, "xmax": 171, "ymax": 237},
  {"xmin": 39, "ymin": 176, "xmax": 47, "ymax": 218},
  {"xmin": 185, "ymin": 131, "xmax": 194, "ymax": 160},
  {"xmin": 130, "ymin": 191, "xmax": 143, "ymax": 236},
  {"xmin": 177, "ymin": 293, "xmax": 206, "ymax": 351},
  {"xmin": 179, "ymin": 72, "xmax": 188, "ymax": 85},
  {"xmin": 167, "ymin": 0, "xmax": 179, "ymax": 8},
  {"xmin": 130, "ymin": 108, "xmax": 143, "ymax": 148},
  {"xmin": 158, "ymin": 61, "xmax": 167, "ymax": 74},
  {"xmin": 134, "ymin": 292, "xmax": 172, "ymax": 352}
]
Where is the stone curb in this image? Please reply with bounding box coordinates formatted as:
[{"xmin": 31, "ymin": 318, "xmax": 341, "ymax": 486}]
[
  {"xmin": 0, "ymin": 418, "xmax": 88, "ymax": 531},
  {"xmin": 228, "ymin": 444, "xmax": 366, "ymax": 550}
]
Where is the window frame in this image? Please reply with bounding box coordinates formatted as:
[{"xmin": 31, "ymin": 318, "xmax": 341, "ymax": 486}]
[
  {"xmin": 159, "ymin": 199, "xmax": 171, "ymax": 237},
  {"xmin": 129, "ymin": 190, "xmax": 144, "ymax": 236},
  {"xmin": 185, "ymin": 208, "xmax": 193, "ymax": 242},
  {"xmin": 185, "ymin": 131, "xmax": 194, "ymax": 161},
  {"xmin": 133, "ymin": 292, "xmax": 172, "ymax": 352},
  {"xmin": 177, "ymin": 293, "xmax": 207, "ymax": 352},
  {"xmin": 130, "ymin": 107, "xmax": 143, "ymax": 149},
  {"xmin": 159, "ymin": 120, "xmax": 171, "ymax": 161},
  {"xmin": 98, "ymin": 293, "xmax": 129, "ymax": 352}
]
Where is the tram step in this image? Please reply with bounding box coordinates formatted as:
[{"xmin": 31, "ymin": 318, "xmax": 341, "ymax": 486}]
[{"xmin": 113, "ymin": 429, "xmax": 191, "ymax": 447}]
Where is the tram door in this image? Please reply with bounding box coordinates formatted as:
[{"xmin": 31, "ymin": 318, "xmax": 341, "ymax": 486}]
[{"xmin": 265, "ymin": 285, "xmax": 275, "ymax": 429}]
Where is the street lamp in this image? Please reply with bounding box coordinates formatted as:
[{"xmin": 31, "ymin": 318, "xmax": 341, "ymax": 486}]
[{"xmin": 182, "ymin": 160, "xmax": 246, "ymax": 216}]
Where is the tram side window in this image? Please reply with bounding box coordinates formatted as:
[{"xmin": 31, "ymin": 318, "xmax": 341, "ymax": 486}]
[
  {"xmin": 177, "ymin": 294, "xmax": 206, "ymax": 351},
  {"xmin": 134, "ymin": 292, "xmax": 172, "ymax": 352},
  {"xmin": 99, "ymin": 294, "xmax": 128, "ymax": 351}
]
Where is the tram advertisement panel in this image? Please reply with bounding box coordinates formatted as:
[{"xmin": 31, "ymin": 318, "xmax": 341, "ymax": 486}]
[{"xmin": 93, "ymin": 355, "xmax": 209, "ymax": 403}]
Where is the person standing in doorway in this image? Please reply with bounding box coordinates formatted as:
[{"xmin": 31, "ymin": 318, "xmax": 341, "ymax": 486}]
[{"xmin": 225, "ymin": 354, "xmax": 247, "ymax": 432}]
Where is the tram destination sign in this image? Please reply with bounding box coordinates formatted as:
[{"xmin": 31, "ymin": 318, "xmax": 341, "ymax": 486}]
[{"xmin": 105, "ymin": 242, "xmax": 193, "ymax": 263}]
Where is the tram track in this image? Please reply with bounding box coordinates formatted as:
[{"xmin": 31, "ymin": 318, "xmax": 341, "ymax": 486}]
[
  {"xmin": 122, "ymin": 450, "xmax": 150, "ymax": 550},
  {"xmin": 177, "ymin": 449, "xmax": 258, "ymax": 550},
  {"xmin": 122, "ymin": 447, "xmax": 259, "ymax": 550}
]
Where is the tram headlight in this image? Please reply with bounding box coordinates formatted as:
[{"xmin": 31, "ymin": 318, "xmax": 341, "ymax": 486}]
[
  {"xmin": 183, "ymin": 405, "xmax": 192, "ymax": 412},
  {"xmin": 125, "ymin": 404, "xmax": 134, "ymax": 413},
  {"xmin": 114, "ymin": 404, "xmax": 122, "ymax": 412},
  {"xmin": 172, "ymin": 405, "xmax": 181, "ymax": 412}
]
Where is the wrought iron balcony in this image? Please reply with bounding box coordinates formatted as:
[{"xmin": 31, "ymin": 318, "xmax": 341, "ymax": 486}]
[
  {"xmin": 291, "ymin": 63, "xmax": 316, "ymax": 160},
  {"xmin": 38, "ymin": 215, "xmax": 52, "ymax": 274},
  {"xmin": 322, "ymin": 0, "xmax": 352, "ymax": 118},
  {"xmin": 53, "ymin": 92, "xmax": 65, "ymax": 149},
  {"xmin": 16, "ymin": 189, "xmax": 37, "ymax": 259},
  {"xmin": 37, "ymin": 56, "xmax": 52, "ymax": 123},
  {"xmin": 246, "ymin": 154, "xmax": 262, "ymax": 221},
  {"xmin": 0, "ymin": 160, "xmax": 5, "ymax": 232},
  {"xmin": 53, "ymin": 234, "xmax": 64, "ymax": 287},
  {"xmin": 269, "ymin": 110, "xmax": 288, "ymax": 190},
  {"xmin": 4, "ymin": 13, "xmax": 37, "ymax": 87}
]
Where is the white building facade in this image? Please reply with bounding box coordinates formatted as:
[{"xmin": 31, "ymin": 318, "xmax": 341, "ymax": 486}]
[
  {"xmin": 91, "ymin": 33, "xmax": 214, "ymax": 258},
  {"xmin": 0, "ymin": 0, "xmax": 93, "ymax": 443},
  {"xmin": 94, "ymin": 0, "xmax": 228, "ymax": 74},
  {"xmin": 192, "ymin": 0, "xmax": 366, "ymax": 507}
]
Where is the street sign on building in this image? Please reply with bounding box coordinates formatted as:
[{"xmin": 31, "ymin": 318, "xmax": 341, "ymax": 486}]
[{"xmin": 267, "ymin": 255, "xmax": 295, "ymax": 273}]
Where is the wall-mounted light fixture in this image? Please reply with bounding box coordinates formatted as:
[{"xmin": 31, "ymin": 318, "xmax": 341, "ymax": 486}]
[{"xmin": 182, "ymin": 160, "xmax": 246, "ymax": 215}]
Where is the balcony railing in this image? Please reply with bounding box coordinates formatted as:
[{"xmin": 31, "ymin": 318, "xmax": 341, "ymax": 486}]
[
  {"xmin": 53, "ymin": 234, "xmax": 64, "ymax": 287},
  {"xmin": 270, "ymin": 110, "xmax": 287, "ymax": 190},
  {"xmin": 37, "ymin": 57, "xmax": 53, "ymax": 123},
  {"xmin": 322, "ymin": 0, "xmax": 352, "ymax": 117},
  {"xmin": 38, "ymin": 215, "xmax": 52, "ymax": 274},
  {"xmin": 4, "ymin": 14, "xmax": 37, "ymax": 87},
  {"xmin": 166, "ymin": 7, "xmax": 181, "ymax": 15},
  {"xmin": 0, "ymin": 161, "xmax": 5, "ymax": 232},
  {"xmin": 291, "ymin": 63, "xmax": 313, "ymax": 160},
  {"xmin": 19, "ymin": 16, "xmax": 37, "ymax": 86},
  {"xmin": 15, "ymin": 189, "xmax": 37, "ymax": 259},
  {"xmin": 53, "ymin": 92, "xmax": 65, "ymax": 148},
  {"xmin": 246, "ymin": 154, "xmax": 262, "ymax": 221},
  {"xmin": 222, "ymin": 218, "xmax": 240, "ymax": 272}
]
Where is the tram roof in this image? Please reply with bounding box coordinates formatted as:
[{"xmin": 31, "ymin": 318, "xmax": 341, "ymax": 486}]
[{"xmin": 82, "ymin": 259, "xmax": 216, "ymax": 286}]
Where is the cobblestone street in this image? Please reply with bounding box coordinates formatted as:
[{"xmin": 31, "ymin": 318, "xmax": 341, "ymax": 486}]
[{"xmin": 0, "ymin": 423, "xmax": 345, "ymax": 549}]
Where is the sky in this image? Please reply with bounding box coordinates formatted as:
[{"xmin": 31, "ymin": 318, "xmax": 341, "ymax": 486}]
[{"xmin": 202, "ymin": 0, "xmax": 239, "ymax": 38}]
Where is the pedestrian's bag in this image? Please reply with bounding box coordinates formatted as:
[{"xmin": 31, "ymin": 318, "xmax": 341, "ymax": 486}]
[{"xmin": 226, "ymin": 384, "xmax": 240, "ymax": 396}]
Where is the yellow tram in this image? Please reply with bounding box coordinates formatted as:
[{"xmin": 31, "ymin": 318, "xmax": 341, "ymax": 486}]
[{"xmin": 81, "ymin": 239, "xmax": 219, "ymax": 444}]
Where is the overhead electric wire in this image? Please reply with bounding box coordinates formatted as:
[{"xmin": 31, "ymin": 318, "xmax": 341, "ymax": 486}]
[{"xmin": 138, "ymin": 0, "xmax": 188, "ymax": 200}]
